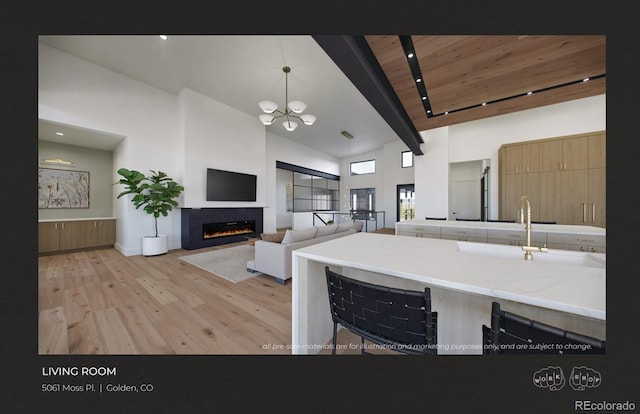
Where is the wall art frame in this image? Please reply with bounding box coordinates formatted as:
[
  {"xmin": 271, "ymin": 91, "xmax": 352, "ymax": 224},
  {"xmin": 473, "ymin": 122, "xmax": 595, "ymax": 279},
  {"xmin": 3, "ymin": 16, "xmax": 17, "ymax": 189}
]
[{"xmin": 38, "ymin": 168, "xmax": 90, "ymax": 209}]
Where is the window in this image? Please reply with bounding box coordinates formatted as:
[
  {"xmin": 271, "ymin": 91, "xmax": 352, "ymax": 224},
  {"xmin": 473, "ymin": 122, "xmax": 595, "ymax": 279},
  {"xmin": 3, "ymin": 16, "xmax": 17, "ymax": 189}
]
[
  {"xmin": 291, "ymin": 171, "xmax": 340, "ymax": 212},
  {"xmin": 401, "ymin": 151, "xmax": 413, "ymax": 168},
  {"xmin": 350, "ymin": 159, "xmax": 376, "ymax": 175}
]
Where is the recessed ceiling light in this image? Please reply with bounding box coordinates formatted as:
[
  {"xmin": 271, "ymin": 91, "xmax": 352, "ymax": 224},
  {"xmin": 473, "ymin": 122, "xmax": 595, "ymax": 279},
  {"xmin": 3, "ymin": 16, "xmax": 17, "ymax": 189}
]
[
  {"xmin": 407, "ymin": 53, "xmax": 414, "ymax": 59},
  {"xmin": 427, "ymin": 110, "xmax": 431, "ymax": 114},
  {"xmin": 527, "ymin": 91, "xmax": 533, "ymax": 95},
  {"xmin": 421, "ymin": 96, "xmax": 426, "ymax": 101},
  {"xmin": 55, "ymin": 132, "xmax": 64, "ymax": 136},
  {"xmin": 159, "ymin": 35, "xmax": 168, "ymax": 40},
  {"xmin": 583, "ymin": 77, "xmax": 590, "ymax": 82},
  {"xmin": 445, "ymin": 111, "xmax": 449, "ymax": 115},
  {"xmin": 482, "ymin": 102, "xmax": 486, "ymax": 106},
  {"xmin": 416, "ymin": 78, "xmax": 422, "ymax": 83}
]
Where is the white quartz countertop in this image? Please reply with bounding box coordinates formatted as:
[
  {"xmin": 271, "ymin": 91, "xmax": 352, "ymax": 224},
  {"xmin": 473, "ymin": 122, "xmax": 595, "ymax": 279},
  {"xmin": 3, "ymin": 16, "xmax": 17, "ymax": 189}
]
[
  {"xmin": 293, "ymin": 232, "xmax": 605, "ymax": 320},
  {"xmin": 398, "ymin": 219, "xmax": 605, "ymax": 235}
]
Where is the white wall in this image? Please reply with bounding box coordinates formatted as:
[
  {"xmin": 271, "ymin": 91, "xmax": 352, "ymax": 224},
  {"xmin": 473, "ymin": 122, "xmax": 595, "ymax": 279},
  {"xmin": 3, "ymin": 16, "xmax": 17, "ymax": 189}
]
[
  {"xmin": 180, "ymin": 88, "xmax": 267, "ymax": 208},
  {"xmin": 415, "ymin": 127, "xmax": 450, "ymax": 219},
  {"xmin": 416, "ymin": 94, "xmax": 606, "ymax": 220}
]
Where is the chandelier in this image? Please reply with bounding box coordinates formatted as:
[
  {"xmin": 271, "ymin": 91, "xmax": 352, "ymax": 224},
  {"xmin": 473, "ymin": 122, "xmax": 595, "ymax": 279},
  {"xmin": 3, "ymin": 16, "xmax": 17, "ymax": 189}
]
[{"xmin": 258, "ymin": 66, "xmax": 317, "ymax": 132}]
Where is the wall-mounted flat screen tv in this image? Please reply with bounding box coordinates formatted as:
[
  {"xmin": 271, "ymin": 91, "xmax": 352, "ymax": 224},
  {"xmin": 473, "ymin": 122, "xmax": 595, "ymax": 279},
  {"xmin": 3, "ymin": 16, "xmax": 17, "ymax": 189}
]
[{"xmin": 206, "ymin": 168, "xmax": 257, "ymax": 201}]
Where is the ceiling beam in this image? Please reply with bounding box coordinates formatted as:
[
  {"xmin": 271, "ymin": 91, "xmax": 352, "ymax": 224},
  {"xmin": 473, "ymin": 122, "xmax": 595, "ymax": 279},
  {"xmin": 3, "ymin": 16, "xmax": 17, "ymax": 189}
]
[{"xmin": 312, "ymin": 35, "xmax": 424, "ymax": 156}]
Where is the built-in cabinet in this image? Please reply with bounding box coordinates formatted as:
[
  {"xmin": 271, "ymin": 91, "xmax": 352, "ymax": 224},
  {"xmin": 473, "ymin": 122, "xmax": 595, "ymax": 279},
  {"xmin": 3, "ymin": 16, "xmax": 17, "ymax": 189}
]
[
  {"xmin": 499, "ymin": 131, "xmax": 605, "ymax": 228},
  {"xmin": 38, "ymin": 218, "xmax": 116, "ymax": 254}
]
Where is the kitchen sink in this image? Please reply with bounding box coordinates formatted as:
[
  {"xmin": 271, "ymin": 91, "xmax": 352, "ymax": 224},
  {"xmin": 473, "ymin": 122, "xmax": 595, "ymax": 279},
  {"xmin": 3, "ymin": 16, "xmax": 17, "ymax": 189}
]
[{"xmin": 456, "ymin": 241, "xmax": 605, "ymax": 269}]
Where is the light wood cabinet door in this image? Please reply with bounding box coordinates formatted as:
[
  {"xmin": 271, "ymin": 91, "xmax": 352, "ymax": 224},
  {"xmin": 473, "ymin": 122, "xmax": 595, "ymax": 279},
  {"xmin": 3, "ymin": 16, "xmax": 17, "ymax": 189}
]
[
  {"xmin": 559, "ymin": 170, "xmax": 589, "ymax": 225},
  {"xmin": 504, "ymin": 145, "xmax": 522, "ymax": 174},
  {"xmin": 79, "ymin": 220, "xmax": 99, "ymax": 248},
  {"xmin": 38, "ymin": 222, "xmax": 60, "ymax": 253},
  {"xmin": 522, "ymin": 173, "xmax": 540, "ymax": 220},
  {"xmin": 539, "ymin": 139, "xmax": 563, "ymax": 172},
  {"xmin": 588, "ymin": 168, "xmax": 606, "ymax": 228},
  {"xmin": 521, "ymin": 143, "xmax": 540, "ymax": 173},
  {"xmin": 58, "ymin": 221, "xmax": 84, "ymax": 251},
  {"xmin": 538, "ymin": 172, "xmax": 560, "ymax": 223},
  {"xmin": 588, "ymin": 133, "xmax": 606, "ymax": 169},
  {"xmin": 503, "ymin": 174, "xmax": 522, "ymax": 221},
  {"xmin": 562, "ymin": 136, "xmax": 589, "ymax": 170},
  {"xmin": 97, "ymin": 219, "xmax": 116, "ymax": 246}
]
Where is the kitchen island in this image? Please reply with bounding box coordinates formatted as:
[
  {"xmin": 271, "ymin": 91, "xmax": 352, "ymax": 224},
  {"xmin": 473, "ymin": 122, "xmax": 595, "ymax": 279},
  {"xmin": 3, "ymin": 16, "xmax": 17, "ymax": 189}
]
[{"xmin": 291, "ymin": 232, "xmax": 605, "ymax": 355}]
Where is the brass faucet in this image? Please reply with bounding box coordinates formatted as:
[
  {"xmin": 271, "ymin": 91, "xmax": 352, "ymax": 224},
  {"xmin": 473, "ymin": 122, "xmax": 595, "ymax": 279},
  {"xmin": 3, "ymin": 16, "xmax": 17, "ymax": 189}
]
[{"xmin": 518, "ymin": 196, "xmax": 548, "ymax": 260}]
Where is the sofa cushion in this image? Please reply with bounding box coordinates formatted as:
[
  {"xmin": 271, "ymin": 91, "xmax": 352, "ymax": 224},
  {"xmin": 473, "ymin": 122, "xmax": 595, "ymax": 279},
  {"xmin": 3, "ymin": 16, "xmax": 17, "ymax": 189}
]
[
  {"xmin": 281, "ymin": 226, "xmax": 318, "ymax": 245},
  {"xmin": 316, "ymin": 224, "xmax": 338, "ymax": 237},
  {"xmin": 260, "ymin": 231, "xmax": 286, "ymax": 243},
  {"xmin": 336, "ymin": 222, "xmax": 353, "ymax": 233}
]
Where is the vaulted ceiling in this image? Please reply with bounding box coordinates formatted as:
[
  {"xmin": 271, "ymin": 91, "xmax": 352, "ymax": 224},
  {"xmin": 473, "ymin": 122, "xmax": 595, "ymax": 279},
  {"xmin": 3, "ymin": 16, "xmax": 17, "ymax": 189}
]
[
  {"xmin": 365, "ymin": 35, "xmax": 606, "ymax": 131},
  {"xmin": 39, "ymin": 35, "xmax": 606, "ymax": 158}
]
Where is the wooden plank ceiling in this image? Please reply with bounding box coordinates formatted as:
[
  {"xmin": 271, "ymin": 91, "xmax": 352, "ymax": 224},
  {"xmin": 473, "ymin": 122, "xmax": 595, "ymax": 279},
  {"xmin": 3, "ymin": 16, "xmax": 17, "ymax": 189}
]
[{"xmin": 365, "ymin": 35, "xmax": 606, "ymax": 131}]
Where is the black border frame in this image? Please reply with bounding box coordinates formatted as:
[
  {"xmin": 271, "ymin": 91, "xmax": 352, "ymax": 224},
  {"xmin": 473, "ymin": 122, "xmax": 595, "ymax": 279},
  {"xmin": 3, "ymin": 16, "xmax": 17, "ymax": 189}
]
[{"xmin": 4, "ymin": 0, "xmax": 639, "ymax": 412}]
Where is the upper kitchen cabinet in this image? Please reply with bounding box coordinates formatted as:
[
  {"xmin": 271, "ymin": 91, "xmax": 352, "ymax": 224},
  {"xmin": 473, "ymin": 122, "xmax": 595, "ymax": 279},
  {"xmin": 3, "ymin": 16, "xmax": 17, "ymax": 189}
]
[{"xmin": 499, "ymin": 131, "xmax": 606, "ymax": 227}]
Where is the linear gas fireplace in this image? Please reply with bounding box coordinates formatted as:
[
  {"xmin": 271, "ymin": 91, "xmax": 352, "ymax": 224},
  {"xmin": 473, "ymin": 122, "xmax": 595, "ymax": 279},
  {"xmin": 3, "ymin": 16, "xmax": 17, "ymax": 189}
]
[
  {"xmin": 181, "ymin": 208, "xmax": 263, "ymax": 250},
  {"xmin": 203, "ymin": 220, "xmax": 256, "ymax": 240}
]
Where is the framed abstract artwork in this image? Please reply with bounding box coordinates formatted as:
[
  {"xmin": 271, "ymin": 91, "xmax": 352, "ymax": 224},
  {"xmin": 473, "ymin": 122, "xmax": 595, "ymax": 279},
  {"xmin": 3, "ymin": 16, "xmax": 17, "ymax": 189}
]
[{"xmin": 38, "ymin": 168, "xmax": 90, "ymax": 208}]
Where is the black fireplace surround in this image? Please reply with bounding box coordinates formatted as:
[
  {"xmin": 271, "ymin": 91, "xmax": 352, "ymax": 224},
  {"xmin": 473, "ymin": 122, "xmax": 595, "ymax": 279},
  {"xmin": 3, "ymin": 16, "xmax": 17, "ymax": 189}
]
[{"xmin": 181, "ymin": 208, "xmax": 263, "ymax": 250}]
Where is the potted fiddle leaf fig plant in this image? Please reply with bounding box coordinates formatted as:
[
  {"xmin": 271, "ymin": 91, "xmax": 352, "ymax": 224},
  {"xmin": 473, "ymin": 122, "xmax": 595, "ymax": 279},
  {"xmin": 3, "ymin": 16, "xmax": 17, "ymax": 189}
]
[{"xmin": 115, "ymin": 168, "xmax": 184, "ymax": 256}]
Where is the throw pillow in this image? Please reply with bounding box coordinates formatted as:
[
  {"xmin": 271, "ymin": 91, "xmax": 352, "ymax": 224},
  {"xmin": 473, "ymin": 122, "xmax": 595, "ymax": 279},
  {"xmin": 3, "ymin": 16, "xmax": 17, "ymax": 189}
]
[
  {"xmin": 316, "ymin": 224, "xmax": 338, "ymax": 237},
  {"xmin": 281, "ymin": 226, "xmax": 318, "ymax": 245},
  {"xmin": 261, "ymin": 231, "xmax": 286, "ymax": 243},
  {"xmin": 351, "ymin": 221, "xmax": 364, "ymax": 232}
]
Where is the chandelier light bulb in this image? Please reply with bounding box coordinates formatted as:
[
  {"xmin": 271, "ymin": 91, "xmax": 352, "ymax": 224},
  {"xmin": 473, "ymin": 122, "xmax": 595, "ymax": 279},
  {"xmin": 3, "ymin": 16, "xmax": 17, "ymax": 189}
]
[
  {"xmin": 258, "ymin": 100, "xmax": 278, "ymax": 114},
  {"xmin": 282, "ymin": 120, "xmax": 298, "ymax": 131},
  {"xmin": 259, "ymin": 114, "xmax": 274, "ymax": 125},
  {"xmin": 300, "ymin": 114, "xmax": 316, "ymax": 125},
  {"xmin": 287, "ymin": 100, "xmax": 307, "ymax": 114}
]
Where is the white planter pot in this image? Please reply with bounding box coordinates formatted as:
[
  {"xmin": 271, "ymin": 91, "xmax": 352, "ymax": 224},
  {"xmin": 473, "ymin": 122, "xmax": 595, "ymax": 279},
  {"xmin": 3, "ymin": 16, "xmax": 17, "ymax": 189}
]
[{"xmin": 142, "ymin": 235, "xmax": 168, "ymax": 256}]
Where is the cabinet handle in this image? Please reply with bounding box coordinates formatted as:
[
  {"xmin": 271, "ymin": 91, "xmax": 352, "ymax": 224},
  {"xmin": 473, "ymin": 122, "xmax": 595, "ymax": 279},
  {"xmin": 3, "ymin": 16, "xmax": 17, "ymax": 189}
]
[
  {"xmin": 592, "ymin": 203, "xmax": 595, "ymax": 223},
  {"xmin": 582, "ymin": 203, "xmax": 586, "ymax": 223},
  {"xmin": 526, "ymin": 165, "xmax": 529, "ymax": 173},
  {"xmin": 54, "ymin": 223, "xmax": 57, "ymax": 230},
  {"xmin": 94, "ymin": 221, "xmax": 97, "ymax": 228},
  {"xmin": 61, "ymin": 222, "xmax": 65, "ymax": 230}
]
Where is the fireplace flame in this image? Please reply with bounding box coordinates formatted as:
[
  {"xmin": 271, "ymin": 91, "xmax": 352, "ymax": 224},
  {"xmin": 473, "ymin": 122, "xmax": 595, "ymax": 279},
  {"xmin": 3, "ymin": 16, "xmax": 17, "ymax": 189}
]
[{"xmin": 203, "ymin": 228, "xmax": 254, "ymax": 239}]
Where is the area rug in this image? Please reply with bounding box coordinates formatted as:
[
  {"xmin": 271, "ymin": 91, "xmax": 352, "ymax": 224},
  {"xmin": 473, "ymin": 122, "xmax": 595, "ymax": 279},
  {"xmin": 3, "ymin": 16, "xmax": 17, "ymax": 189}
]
[{"xmin": 178, "ymin": 245, "xmax": 262, "ymax": 283}]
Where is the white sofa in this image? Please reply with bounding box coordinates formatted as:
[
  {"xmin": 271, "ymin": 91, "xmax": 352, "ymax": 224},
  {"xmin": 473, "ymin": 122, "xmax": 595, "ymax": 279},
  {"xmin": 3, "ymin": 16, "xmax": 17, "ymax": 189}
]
[{"xmin": 254, "ymin": 222, "xmax": 362, "ymax": 284}]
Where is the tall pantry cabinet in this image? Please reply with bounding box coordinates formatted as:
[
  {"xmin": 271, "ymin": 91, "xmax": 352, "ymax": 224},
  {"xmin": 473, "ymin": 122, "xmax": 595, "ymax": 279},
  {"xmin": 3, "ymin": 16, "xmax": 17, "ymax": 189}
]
[{"xmin": 499, "ymin": 131, "xmax": 605, "ymax": 228}]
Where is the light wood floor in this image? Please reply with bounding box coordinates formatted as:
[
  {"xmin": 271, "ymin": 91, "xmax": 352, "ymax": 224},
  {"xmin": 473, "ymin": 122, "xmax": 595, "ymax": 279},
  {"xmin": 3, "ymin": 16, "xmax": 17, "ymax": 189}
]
[{"xmin": 38, "ymin": 229, "xmax": 397, "ymax": 355}]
